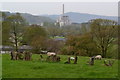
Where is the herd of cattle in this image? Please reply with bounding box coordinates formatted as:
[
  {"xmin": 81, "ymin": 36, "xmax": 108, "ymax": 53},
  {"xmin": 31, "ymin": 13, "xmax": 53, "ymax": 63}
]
[{"xmin": 10, "ymin": 51, "xmax": 114, "ymax": 66}]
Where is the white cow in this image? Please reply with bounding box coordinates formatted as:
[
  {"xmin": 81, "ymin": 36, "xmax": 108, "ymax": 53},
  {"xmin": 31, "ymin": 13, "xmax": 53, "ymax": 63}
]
[
  {"xmin": 95, "ymin": 55, "xmax": 102, "ymax": 60},
  {"xmin": 47, "ymin": 52, "xmax": 56, "ymax": 56}
]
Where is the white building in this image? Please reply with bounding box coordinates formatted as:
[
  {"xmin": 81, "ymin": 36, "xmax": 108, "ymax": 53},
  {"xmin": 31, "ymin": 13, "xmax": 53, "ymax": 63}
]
[
  {"xmin": 55, "ymin": 4, "xmax": 71, "ymax": 27},
  {"xmin": 57, "ymin": 15, "xmax": 71, "ymax": 27}
]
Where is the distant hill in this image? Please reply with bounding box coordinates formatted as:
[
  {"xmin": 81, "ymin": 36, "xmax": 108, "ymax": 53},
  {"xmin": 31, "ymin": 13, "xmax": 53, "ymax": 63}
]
[
  {"xmin": 44, "ymin": 12, "xmax": 117, "ymax": 23},
  {"xmin": 2, "ymin": 11, "xmax": 117, "ymax": 24},
  {"xmin": 2, "ymin": 11, "xmax": 55, "ymax": 24},
  {"xmin": 20, "ymin": 13, "xmax": 55, "ymax": 24}
]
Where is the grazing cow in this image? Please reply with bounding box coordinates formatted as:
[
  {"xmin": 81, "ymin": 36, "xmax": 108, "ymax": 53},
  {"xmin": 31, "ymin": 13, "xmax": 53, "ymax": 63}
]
[
  {"xmin": 87, "ymin": 56, "xmax": 95, "ymax": 65},
  {"xmin": 64, "ymin": 57, "xmax": 71, "ymax": 64},
  {"xmin": 56, "ymin": 56, "xmax": 60, "ymax": 62},
  {"xmin": 40, "ymin": 54, "xmax": 44, "ymax": 61},
  {"xmin": 47, "ymin": 52, "xmax": 56, "ymax": 56},
  {"xmin": 104, "ymin": 60, "xmax": 114, "ymax": 66},
  {"xmin": 95, "ymin": 55, "xmax": 102, "ymax": 60},
  {"xmin": 74, "ymin": 56, "xmax": 78, "ymax": 64}
]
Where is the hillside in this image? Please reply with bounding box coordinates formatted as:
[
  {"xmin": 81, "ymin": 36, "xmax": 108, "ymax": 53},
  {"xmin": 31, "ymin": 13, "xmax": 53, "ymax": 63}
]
[
  {"xmin": 44, "ymin": 12, "xmax": 117, "ymax": 23},
  {"xmin": 2, "ymin": 11, "xmax": 55, "ymax": 24},
  {"xmin": 20, "ymin": 13, "xmax": 55, "ymax": 24},
  {"xmin": 2, "ymin": 11, "xmax": 117, "ymax": 24}
]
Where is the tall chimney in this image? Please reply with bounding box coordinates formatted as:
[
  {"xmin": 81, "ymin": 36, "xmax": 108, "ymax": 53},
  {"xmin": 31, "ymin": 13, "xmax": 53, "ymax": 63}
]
[{"xmin": 63, "ymin": 4, "xmax": 64, "ymax": 15}]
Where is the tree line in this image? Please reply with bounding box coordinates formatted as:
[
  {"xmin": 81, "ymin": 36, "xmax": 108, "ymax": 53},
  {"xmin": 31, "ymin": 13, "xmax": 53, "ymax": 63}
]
[{"xmin": 2, "ymin": 12, "xmax": 118, "ymax": 59}]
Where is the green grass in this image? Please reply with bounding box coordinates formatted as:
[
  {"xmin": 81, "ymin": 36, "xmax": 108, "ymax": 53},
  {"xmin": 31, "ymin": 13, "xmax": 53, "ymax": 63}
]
[
  {"xmin": 2, "ymin": 54, "xmax": 118, "ymax": 78},
  {"xmin": 0, "ymin": 54, "xmax": 2, "ymax": 79}
]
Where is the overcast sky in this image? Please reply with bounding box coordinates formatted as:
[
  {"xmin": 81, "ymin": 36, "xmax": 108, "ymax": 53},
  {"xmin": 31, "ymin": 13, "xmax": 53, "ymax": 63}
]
[{"xmin": 1, "ymin": 2, "xmax": 118, "ymax": 16}]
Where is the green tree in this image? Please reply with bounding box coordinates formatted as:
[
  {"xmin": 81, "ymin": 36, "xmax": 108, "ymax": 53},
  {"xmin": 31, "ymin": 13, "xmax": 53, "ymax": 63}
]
[
  {"xmin": 2, "ymin": 21, "xmax": 11, "ymax": 45},
  {"xmin": 46, "ymin": 26, "xmax": 65, "ymax": 37},
  {"xmin": 64, "ymin": 33, "xmax": 99, "ymax": 56},
  {"xmin": 80, "ymin": 22, "xmax": 90, "ymax": 34},
  {"xmin": 75, "ymin": 33, "xmax": 100, "ymax": 56},
  {"xmin": 46, "ymin": 39, "xmax": 64, "ymax": 53},
  {"xmin": 90, "ymin": 19, "xmax": 117, "ymax": 58},
  {"xmin": 2, "ymin": 12, "xmax": 7, "ymax": 21},
  {"xmin": 0, "ymin": 21, "xmax": 1, "ymax": 46},
  {"xmin": 31, "ymin": 36, "xmax": 46, "ymax": 53},
  {"xmin": 23, "ymin": 24, "xmax": 47, "ymax": 53},
  {"xmin": 5, "ymin": 13, "xmax": 26, "ymax": 51},
  {"xmin": 23, "ymin": 24, "xmax": 47, "ymax": 44},
  {"xmin": 2, "ymin": 12, "xmax": 11, "ymax": 46}
]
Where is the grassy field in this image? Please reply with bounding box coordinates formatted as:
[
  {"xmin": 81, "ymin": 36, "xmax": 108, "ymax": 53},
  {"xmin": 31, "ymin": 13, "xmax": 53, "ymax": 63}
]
[
  {"xmin": 2, "ymin": 54, "xmax": 118, "ymax": 78},
  {"xmin": 0, "ymin": 54, "xmax": 2, "ymax": 79}
]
